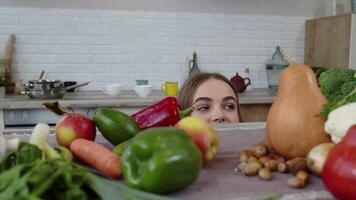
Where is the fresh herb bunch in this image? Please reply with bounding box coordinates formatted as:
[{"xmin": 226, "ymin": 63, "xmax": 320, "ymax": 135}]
[{"xmin": 0, "ymin": 143, "xmax": 94, "ymax": 200}]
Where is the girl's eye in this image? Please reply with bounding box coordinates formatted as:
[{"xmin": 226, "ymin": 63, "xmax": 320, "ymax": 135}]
[
  {"xmin": 195, "ymin": 105, "xmax": 210, "ymax": 112},
  {"xmin": 223, "ymin": 103, "xmax": 236, "ymax": 111}
]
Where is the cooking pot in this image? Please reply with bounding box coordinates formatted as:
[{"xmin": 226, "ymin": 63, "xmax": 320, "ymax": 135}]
[
  {"xmin": 26, "ymin": 79, "xmax": 63, "ymax": 90},
  {"xmin": 23, "ymin": 80, "xmax": 90, "ymax": 99}
]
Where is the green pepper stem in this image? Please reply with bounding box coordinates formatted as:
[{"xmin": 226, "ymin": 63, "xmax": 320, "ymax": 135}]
[{"xmin": 179, "ymin": 107, "xmax": 194, "ymax": 119}]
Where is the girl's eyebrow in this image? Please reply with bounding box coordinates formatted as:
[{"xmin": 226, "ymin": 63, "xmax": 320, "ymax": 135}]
[
  {"xmin": 193, "ymin": 97, "xmax": 212, "ymax": 104},
  {"xmin": 223, "ymin": 96, "xmax": 237, "ymax": 102}
]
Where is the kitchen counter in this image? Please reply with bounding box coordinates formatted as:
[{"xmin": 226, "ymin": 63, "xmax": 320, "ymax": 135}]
[
  {"xmin": 4, "ymin": 123, "xmax": 333, "ymax": 200},
  {"xmin": 0, "ymin": 88, "xmax": 276, "ymax": 130},
  {"xmin": 0, "ymin": 88, "xmax": 276, "ymax": 109}
]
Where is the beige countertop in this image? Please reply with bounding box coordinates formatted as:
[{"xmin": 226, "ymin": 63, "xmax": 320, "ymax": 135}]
[{"xmin": 0, "ymin": 88, "xmax": 276, "ymax": 109}]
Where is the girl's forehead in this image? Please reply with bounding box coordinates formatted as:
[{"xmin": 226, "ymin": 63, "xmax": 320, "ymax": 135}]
[{"xmin": 193, "ymin": 78, "xmax": 236, "ymax": 101}]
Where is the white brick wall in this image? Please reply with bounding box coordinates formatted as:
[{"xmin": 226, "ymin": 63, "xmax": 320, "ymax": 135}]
[{"xmin": 0, "ymin": 7, "xmax": 307, "ymax": 90}]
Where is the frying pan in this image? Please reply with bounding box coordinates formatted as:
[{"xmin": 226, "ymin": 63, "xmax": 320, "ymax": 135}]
[{"xmin": 23, "ymin": 80, "xmax": 90, "ymax": 99}]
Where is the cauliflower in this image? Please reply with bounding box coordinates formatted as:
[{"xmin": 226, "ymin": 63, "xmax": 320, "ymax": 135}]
[{"xmin": 324, "ymin": 102, "xmax": 356, "ymax": 143}]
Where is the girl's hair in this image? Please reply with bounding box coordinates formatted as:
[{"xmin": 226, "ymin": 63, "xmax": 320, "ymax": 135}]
[{"xmin": 178, "ymin": 72, "xmax": 242, "ymax": 121}]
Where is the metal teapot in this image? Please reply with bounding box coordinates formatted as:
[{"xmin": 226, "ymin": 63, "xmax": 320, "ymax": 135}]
[{"xmin": 230, "ymin": 73, "xmax": 251, "ymax": 93}]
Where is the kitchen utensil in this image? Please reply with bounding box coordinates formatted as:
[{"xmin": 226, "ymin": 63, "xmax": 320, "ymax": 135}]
[
  {"xmin": 188, "ymin": 52, "xmax": 201, "ymax": 77},
  {"xmin": 38, "ymin": 70, "xmax": 45, "ymax": 80},
  {"xmin": 3, "ymin": 34, "xmax": 15, "ymax": 94},
  {"xmin": 23, "ymin": 80, "xmax": 90, "ymax": 99},
  {"xmin": 64, "ymin": 81, "xmax": 77, "ymax": 92},
  {"xmin": 65, "ymin": 81, "xmax": 90, "ymax": 91},
  {"xmin": 161, "ymin": 82, "xmax": 178, "ymax": 96},
  {"xmin": 230, "ymin": 73, "xmax": 251, "ymax": 93},
  {"xmin": 26, "ymin": 79, "xmax": 64, "ymax": 91},
  {"xmin": 24, "ymin": 87, "xmax": 66, "ymax": 99}
]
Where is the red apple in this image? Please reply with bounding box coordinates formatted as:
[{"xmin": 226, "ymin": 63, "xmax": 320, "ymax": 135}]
[
  {"xmin": 55, "ymin": 113, "xmax": 96, "ymax": 147},
  {"xmin": 175, "ymin": 117, "xmax": 220, "ymax": 164}
]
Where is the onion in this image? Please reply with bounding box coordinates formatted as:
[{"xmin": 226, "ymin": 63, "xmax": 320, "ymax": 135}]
[{"xmin": 306, "ymin": 142, "xmax": 335, "ymax": 175}]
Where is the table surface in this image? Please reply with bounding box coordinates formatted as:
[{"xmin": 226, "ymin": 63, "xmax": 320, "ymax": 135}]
[
  {"xmin": 7, "ymin": 125, "xmax": 334, "ymax": 200},
  {"xmin": 171, "ymin": 128, "xmax": 333, "ymax": 200}
]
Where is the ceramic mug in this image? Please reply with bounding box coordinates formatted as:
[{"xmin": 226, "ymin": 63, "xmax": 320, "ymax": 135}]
[
  {"xmin": 103, "ymin": 84, "xmax": 122, "ymax": 96},
  {"xmin": 161, "ymin": 82, "xmax": 178, "ymax": 97}
]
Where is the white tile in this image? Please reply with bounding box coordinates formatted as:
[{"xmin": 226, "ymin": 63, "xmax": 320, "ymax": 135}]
[
  {"xmin": 94, "ymin": 55, "xmax": 129, "ymax": 64},
  {"xmin": 164, "ymin": 20, "xmax": 198, "ymax": 29},
  {"xmin": 0, "ymin": 25, "xmax": 38, "ymax": 34},
  {"xmin": 14, "ymin": 55, "xmax": 58, "ymax": 64},
  {"xmin": 38, "ymin": 45, "xmax": 76, "ymax": 54},
  {"xmin": 58, "ymin": 55, "xmax": 93, "ymax": 64},
  {"xmin": 0, "ymin": 16, "xmax": 21, "ymax": 24},
  {"xmin": 0, "ymin": 7, "xmax": 305, "ymax": 88}
]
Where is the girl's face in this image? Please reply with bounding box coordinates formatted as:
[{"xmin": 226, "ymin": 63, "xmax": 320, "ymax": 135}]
[{"xmin": 191, "ymin": 78, "xmax": 239, "ymax": 124}]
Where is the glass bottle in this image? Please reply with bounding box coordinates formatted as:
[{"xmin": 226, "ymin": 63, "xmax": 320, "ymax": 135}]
[
  {"xmin": 265, "ymin": 46, "xmax": 289, "ymax": 90},
  {"xmin": 188, "ymin": 52, "xmax": 201, "ymax": 77}
]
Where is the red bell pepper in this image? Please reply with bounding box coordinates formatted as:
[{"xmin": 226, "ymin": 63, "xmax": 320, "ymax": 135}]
[
  {"xmin": 131, "ymin": 97, "xmax": 193, "ymax": 130},
  {"xmin": 322, "ymin": 124, "xmax": 356, "ymax": 200}
]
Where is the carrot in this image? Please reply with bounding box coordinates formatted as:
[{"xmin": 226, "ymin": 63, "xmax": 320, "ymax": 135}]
[{"xmin": 69, "ymin": 138, "xmax": 121, "ymax": 178}]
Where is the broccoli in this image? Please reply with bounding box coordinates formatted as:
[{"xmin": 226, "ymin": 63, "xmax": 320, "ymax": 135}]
[
  {"xmin": 341, "ymin": 80, "xmax": 356, "ymax": 95},
  {"xmin": 318, "ymin": 68, "xmax": 356, "ymax": 101},
  {"xmin": 319, "ymin": 86, "xmax": 356, "ymax": 119}
]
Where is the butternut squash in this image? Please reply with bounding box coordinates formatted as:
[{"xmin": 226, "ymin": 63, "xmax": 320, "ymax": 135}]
[{"xmin": 266, "ymin": 64, "xmax": 331, "ymax": 159}]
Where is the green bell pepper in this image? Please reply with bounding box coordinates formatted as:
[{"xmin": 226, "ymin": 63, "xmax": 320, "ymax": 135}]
[{"xmin": 121, "ymin": 127, "xmax": 202, "ymax": 194}]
